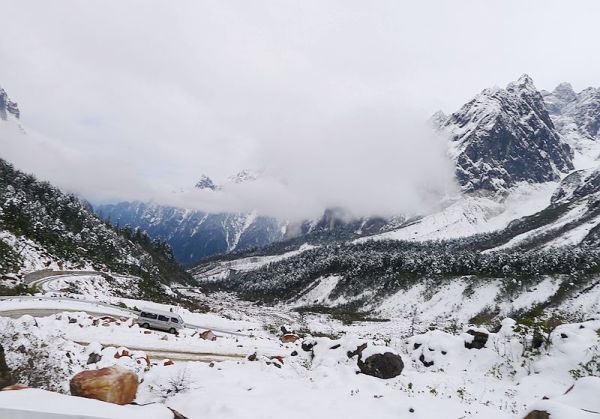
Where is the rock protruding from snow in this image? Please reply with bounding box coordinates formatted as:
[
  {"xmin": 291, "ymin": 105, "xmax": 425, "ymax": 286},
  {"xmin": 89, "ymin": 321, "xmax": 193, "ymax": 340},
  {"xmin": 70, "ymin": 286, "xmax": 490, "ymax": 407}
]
[
  {"xmin": 443, "ymin": 74, "xmax": 573, "ymax": 193},
  {"xmin": 0, "ymin": 86, "xmax": 19, "ymax": 120},
  {"xmin": 464, "ymin": 329, "xmax": 489, "ymax": 350},
  {"xmin": 70, "ymin": 365, "xmax": 139, "ymax": 405},
  {"xmin": 0, "ymin": 344, "xmax": 15, "ymax": 390},
  {"xmin": 357, "ymin": 352, "xmax": 404, "ymax": 379}
]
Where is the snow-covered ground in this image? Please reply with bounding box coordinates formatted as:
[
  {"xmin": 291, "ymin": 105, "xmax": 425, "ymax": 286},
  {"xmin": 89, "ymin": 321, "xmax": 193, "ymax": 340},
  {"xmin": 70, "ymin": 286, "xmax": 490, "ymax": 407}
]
[
  {"xmin": 2, "ymin": 272, "xmax": 600, "ymax": 418},
  {"xmin": 359, "ymin": 182, "xmax": 558, "ymax": 243}
]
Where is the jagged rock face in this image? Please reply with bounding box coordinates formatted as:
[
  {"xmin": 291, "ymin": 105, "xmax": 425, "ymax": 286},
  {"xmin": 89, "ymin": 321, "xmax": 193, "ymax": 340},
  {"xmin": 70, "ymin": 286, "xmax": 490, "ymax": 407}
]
[
  {"xmin": 0, "ymin": 87, "xmax": 19, "ymax": 120},
  {"xmin": 442, "ymin": 75, "xmax": 573, "ymax": 193}
]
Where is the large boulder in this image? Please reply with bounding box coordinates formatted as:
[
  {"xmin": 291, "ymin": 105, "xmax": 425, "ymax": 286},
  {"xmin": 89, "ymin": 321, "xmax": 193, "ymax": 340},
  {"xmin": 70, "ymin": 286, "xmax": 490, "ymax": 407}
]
[
  {"xmin": 357, "ymin": 352, "xmax": 404, "ymax": 379},
  {"xmin": 522, "ymin": 411, "xmax": 549, "ymax": 419},
  {"xmin": 70, "ymin": 366, "xmax": 138, "ymax": 405},
  {"xmin": 0, "ymin": 344, "xmax": 15, "ymax": 390}
]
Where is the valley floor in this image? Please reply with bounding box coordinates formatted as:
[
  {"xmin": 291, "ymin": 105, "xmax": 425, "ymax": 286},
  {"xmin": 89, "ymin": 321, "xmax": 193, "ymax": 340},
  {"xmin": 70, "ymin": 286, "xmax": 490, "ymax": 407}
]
[{"xmin": 1, "ymin": 271, "xmax": 600, "ymax": 419}]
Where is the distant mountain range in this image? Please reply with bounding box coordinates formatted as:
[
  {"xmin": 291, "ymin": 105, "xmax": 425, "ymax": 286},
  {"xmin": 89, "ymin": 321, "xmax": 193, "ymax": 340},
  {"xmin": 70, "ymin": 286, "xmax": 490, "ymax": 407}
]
[{"xmin": 96, "ymin": 74, "xmax": 600, "ymax": 265}]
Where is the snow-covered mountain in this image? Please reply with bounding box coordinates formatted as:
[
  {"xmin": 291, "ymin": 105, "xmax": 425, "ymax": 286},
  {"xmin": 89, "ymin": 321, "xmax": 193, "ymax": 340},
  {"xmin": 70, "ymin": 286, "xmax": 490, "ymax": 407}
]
[
  {"xmin": 0, "ymin": 86, "xmax": 19, "ymax": 121},
  {"xmin": 95, "ymin": 201, "xmax": 285, "ymax": 265},
  {"xmin": 542, "ymin": 82, "xmax": 600, "ymax": 169},
  {"xmin": 438, "ymin": 74, "xmax": 573, "ymax": 193}
]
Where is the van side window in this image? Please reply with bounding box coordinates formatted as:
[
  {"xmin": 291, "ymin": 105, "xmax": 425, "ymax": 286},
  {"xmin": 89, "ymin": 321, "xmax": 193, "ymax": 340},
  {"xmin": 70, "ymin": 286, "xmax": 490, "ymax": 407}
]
[
  {"xmin": 171, "ymin": 318, "xmax": 179, "ymax": 323},
  {"xmin": 141, "ymin": 312, "xmax": 157, "ymax": 320},
  {"xmin": 158, "ymin": 315, "xmax": 169, "ymax": 322}
]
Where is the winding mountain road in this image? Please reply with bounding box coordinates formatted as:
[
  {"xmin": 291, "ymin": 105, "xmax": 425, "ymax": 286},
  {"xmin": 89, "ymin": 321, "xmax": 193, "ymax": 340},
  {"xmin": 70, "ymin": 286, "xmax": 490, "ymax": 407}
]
[{"xmin": 0, "ymin": 270, "xmax": 253, "ymax": 362}]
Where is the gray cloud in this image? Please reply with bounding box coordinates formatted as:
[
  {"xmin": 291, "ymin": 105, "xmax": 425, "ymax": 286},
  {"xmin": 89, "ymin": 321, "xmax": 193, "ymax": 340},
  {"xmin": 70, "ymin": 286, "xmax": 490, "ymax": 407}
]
[{"xmin": 1, "ymin": 0, "xmax": 599, "ymax": 219}]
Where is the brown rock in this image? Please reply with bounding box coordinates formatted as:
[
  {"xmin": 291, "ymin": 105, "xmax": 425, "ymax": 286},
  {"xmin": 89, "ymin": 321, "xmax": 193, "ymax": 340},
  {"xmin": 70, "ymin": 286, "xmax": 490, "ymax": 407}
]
[
  {"xmin": 280, "ymin": 334, "xmax": 299, "ymax": 343},
  {"xmin": 163, "ymin": 359, "xmax": 174, "ymax": 366},
  {"xmin": 523, "ymin": 411, "xmax": 550, "ymax": 419},
  {"xmin": 1, "ymin": 384, "xmax": 28, "ymax": 391},
  {"xmin": 70, "ymin": 366, "xmax": 138, "ymax": 405},
  {"xmin": 200, "ymin": 330, "xmax": 217, "ymax": 341}
]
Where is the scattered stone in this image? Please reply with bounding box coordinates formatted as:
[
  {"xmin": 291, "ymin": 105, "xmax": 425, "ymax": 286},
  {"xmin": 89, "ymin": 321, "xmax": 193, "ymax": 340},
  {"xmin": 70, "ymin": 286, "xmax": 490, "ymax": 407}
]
[
  {"xmin": 413, "ymin": 343, "xmax": 421, "ymax": 350},
  {"xmin": 70, "ymin": 366, "xmax": 138, "ymax": 405},
  {"xmin": 464, "ymin": 330, "xmax": 488, "ymax": 349},
  {"xmin": 269, "ymin": 356, "xmax": 284, "ymax": 365},
  {"xmin": 68, "ymin": 318, "xmax": 77, "ymax": 324},
  {"xmin": 358, "ymin": 352, "xmax": 404, "ymax": 379},
  {"xmin": 163, "ymin": 359, "xmax": 174, "ymax": 367},
  {"xmin": 330, "ymin": 344, "xmax": 341, "ymax": 350},
  {"xmin": 419, "ymin": 354, "xmax": 434, "ymax": 367},
  {"xmin": 561, "ymin": 333, "xmax": 568, "ymax": 339},
  {"xmin": 301, "ymin": 339, "xmax": 317, "ymax": 352},
  {"xmin": 114, "ymin": 349, "xmax": 130, "ymax": 359},
  {"xmin": 291, "ymin": 351, "xmax": 298, "ymax": 356},
  {"xmin": 0, "ymin": 344, "xmax": 15, "ymax": 390},
  {"xmin": 248, "ymin": 353, "xmax": 257, "ymax": 361},
  {"xmin": 280, "ymin": 334, "xmax": 299, "ymax": 343},
  {"xmin": 143, "ymin": 330, "xmax": 152, "ymax": 335},
  {"xmin": 168, "ymin": 407, "xmax": 189, "ymax": 419},
  {"xmin": 347, "ymin": 342, "xmax": 368, "ymax": 359},
  {"xmin": 200, "ymin": 330, "xmax": 217, "ymax": 341}
]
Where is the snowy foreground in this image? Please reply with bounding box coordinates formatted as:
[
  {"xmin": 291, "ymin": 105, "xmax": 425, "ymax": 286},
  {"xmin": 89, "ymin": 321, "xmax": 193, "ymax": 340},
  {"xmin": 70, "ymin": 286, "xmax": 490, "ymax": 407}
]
[{"xmin": 2, "ymin": 276, "xmax": 600, "ymax": 418}]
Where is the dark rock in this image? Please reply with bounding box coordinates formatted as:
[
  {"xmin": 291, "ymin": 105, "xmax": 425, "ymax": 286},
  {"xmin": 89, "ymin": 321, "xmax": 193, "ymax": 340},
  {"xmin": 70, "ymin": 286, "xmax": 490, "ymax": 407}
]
[
  {"xmin": 561, "ymin": 333, "xmax": 568, "ymax": 339},
  {"xmin": 464, "ymin": 330, "xmax": 488, "ymax": 349},
  {"xmin": 419, "ymin": 354, "xmax": 434, "ymax": 367},
  {"xmin": 87, "ymin": 352, "xmax": 102, "ymax": 365},
  {"xmin": 0, "ymin": 344, "xmax": 15, "ymax": 390},
  {"xmin": 357, "ymin": 352, "xmax": 404, "ymax": 379},
  {"xmin": 290, "ymin": 351, "xmax": 298, "ymax": 357},
  {"xmin": 523, "ymin": 410, "xmax": 550, "ymax": 419},
  {"xmin": 301, "ymin": 339, "xmax": 317, "ymax": 352},
  {"xmin": 168, "ymin": 407, "xmax": 189, "ymax": 419},
  {"xmin": 347, "ymin": 342, "xmax": 368, "ymax": 359},
  {"xmin": 329, "ymin": 344, "xmax": 341, "ymax": 350},
  {"xmin": 413, "ymin": 343, "xmax": 421, "ymax": 350},
  {"xmin": 247, "ymin": 353, "xmax": 257, "ymax": 361}
]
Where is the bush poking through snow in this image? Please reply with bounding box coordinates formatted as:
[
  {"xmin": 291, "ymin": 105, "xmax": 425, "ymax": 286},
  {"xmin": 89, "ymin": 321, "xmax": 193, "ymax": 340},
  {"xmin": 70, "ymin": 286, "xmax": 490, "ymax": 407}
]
[{"xmin": 148, "ymin": 366, "xmax": 195, "ymax": 401}]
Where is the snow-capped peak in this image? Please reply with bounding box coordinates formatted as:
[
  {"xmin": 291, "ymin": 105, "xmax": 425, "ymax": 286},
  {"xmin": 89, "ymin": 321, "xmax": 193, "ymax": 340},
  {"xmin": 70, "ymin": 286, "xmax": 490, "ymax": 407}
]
[
  {"xmin": 0, "ymin": 86, "xmax": 20, "ymax": 121},
  {"xmin": 194, "ymin": 175, "xmax": 219, "ymax": 191},
  {"xmin": 227, "ymin": 170, "xmax": 259, "ymax": 184}
]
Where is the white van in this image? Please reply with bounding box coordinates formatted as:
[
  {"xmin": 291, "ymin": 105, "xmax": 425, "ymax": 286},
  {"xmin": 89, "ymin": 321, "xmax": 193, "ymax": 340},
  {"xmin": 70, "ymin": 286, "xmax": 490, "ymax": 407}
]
[{"xmin": 137, "ymin": 309, "xmax": 184, "ymax": 334}]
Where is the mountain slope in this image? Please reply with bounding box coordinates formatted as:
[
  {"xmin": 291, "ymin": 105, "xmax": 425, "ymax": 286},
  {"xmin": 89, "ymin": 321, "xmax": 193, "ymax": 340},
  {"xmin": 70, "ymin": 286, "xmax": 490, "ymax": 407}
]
[{"xmin": 0, "ymin": 157, "xmax": 193, "ymax": 288}]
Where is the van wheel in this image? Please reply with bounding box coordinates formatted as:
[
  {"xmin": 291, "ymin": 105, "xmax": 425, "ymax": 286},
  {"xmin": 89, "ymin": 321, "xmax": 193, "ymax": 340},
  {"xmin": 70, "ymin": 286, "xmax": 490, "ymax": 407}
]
[
  {"xmin": 169, "ymin": 328, "xmax": 177, "ymax": 335},
  {"xmin": 142, "ymin": 323, "xmax": 150, "ymax": 329}
]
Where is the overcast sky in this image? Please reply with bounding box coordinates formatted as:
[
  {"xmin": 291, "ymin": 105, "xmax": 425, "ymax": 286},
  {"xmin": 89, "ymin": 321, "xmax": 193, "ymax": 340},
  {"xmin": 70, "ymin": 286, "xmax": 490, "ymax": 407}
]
[{"xmin": 1, "ymin": 0, "xmax": 599, "ymax": 219}]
